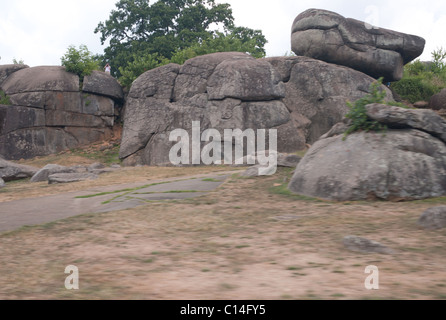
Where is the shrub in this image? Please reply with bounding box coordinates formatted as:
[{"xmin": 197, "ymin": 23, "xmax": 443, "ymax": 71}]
[
  {"xmin": 344, "ymin": 78, "xmax": 388, "ymax": 137},
  {"xmin": 391, "ymin": 76, "xmax": 440, "ymax": 103},
  {"xmin": 0, "ymin": 90, "xmax": 11, "ymax": 105},
  {"xmin": 118, "ymin": 53, "xmax": 169, "ymax": 89},
  {"xmin": 391, "ymin": 48, "xmax": 446, "ymax": 103},
  {"xmin": 61, "ymin": 45, "xmax": 100, "ymax": 83}
]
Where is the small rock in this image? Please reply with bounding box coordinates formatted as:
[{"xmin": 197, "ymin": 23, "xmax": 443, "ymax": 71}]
[
  {"xmin": 88, "ymin": 162, "xmax": 106, "ymax": 172},
  {"xmin": 48, "ymin": 173, "xmax": 99, "ymax": 184},
  {"xmin": 343, "ymin": 236, "xmax": 394, "ymax": 254},
  {"xmin": 30, "ymin": 164, "xmax": 76, "ymax": 182},
  {"xmin": 418, "ymin": 206, "xmax": 446, "ymax": 230},
  {"xmin": 413, "ymin": 101, "xmax": 429, "ymax": 109},
  {"xmin": 277, "ymin": 154, "xmax": 301, "ymax": 168},
  {"xmin": 0, "ymin": 177, "xmax": 5, "ymax": 188},
  {"xmin": 110, "ymin": 164, "xmax": 122, "ymax": 169},
  {"xmin": 240, "ymin": 164, "xmax": 278, "ymax": 177}
]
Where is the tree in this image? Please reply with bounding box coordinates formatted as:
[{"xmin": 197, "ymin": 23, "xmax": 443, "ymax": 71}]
[
  {"xmin": 95, "ymin": 0, "xmax": 266, "ymax": 77},
  {"xmin": 61, "ymin": 45, "xmax": 101, "ymax": 82}
]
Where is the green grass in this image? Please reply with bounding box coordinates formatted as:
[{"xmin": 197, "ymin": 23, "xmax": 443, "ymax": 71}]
[
  {"xmin": 69, "ymin": 144, "xmax": 121, "ymax": 165},
  {"xmin": 202, "ymin": 178, "xmax": 221, "ymax": 182}
]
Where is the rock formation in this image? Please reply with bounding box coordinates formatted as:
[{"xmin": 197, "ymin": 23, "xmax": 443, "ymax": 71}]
[
  {"xmin": 119, "ymin": 52, "xmax": 392, "ymax": 166},
  {"xmin": 288, "ymin": 104, "xmax": 446, "ymax": 201},
  {"xmin": 0, "ymin": 66, "xmax": 123, "ymax": 160},
  {"xmin": 291, "ymin": 9, "xmax": 425, "ymax": 81},
  {"xmin": 0, "ymin": 156, "xmax": 39, "ymax": 181}
]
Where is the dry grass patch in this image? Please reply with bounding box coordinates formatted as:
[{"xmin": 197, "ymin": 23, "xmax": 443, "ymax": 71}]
[{"xmin": 0, "ymin": 167, "xmax": 445, "ymax": 300}]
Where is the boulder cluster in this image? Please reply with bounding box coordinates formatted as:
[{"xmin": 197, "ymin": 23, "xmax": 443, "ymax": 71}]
[
  {"xmin": 3, "ymin": 8, "xmax": 443, "ymax": 202},
  {"xmin": 0, "ymin": 66, "xmax": 123, "ymax": 160}
]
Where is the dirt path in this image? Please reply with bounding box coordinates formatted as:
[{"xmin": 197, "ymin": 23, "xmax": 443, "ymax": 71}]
[{"xmin": 0, "ymin": 171, "xmax": 236, "ymax": 233}]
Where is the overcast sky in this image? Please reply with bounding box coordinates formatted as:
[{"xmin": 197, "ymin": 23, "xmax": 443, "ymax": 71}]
[{"xmin": 1, "ymin": 0, "xmax": 445, "ymax": 67}]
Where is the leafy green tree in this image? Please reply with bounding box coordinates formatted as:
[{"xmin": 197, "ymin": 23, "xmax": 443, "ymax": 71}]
[
  {"xmin": 118, "ymin": 53, "xmax": 170, "ymax": 88},
  {"xmin": 391, "ymin": 48, "xmax": 446, "ymax": 103},
  {"xmin": 95, "ymin": 0, "xmax": 266, "ymax": 77},
  {"xmin": 61, "ymin": 45, "xmax": 101, "ymax": 82}
]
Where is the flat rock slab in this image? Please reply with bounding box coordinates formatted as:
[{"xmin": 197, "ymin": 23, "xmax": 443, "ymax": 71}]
[
  {"xmin": 0, "ymin": 172, "xmax": 233, "ymax": 233},
  {"xmin": 343, "ymin": 235, "xmax": 394, "ymax": 254}
]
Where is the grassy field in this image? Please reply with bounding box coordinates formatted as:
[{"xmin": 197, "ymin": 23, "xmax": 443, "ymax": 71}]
[{"xmin": 0, "ymin": 149, "xmax": 445, "ymax": 300}]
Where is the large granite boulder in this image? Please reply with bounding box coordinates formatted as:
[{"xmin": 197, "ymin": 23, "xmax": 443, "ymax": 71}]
[
  {"xmin": 291, "ymin": 9, "xmax": 425, "ymax": 81},
  {"xmin": 0, "ymin": 64, "xmax": 29, "ymax": 87},
  {"xmin": 288, "ymin": 105, "xmax": 446, "ymax": 201},
  {"xmin": 0, "ymin": 66, "xmax": 123, "ymax": 160},
  {"xmin": 120, "ymin": 53, "xmax": 392, "ymax": 166},
  {"xmin": 266, "ymin": 56, "xmax": 393, "ymax": 144}
]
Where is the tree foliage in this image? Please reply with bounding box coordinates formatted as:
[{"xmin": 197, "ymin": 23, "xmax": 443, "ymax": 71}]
[
  {"xmin": 61, "ymin": 45, "xmax": 101, "ymax": 82},
  {"xmin": 95, "ymin": 0, "xmax": 267, "ymax": 80},
  {"xmin": 391, "ymin": 48, "xmax": 446, "ymax": 103}
]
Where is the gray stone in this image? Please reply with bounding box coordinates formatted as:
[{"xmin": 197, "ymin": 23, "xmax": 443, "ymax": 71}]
[
  {"xmin": 418, "ymin": 206, "xmax": 446, "ymax": 230},
  {"xmin": 365, "ymin": 103, "xmax": 446, "ymax": 143},
  {"xmin": 0, "ymin": 157, "xmax": 39, "ymax": 181},
  {"xmin": 291, "ymin": 9, "xmax": 425, "ymax": 81},
  {"xmin": 270, "ymin": 56, "xmax": 393, "ymax": 144},
  {"xmin": 30, "ymin": 164, "xmax": 76, "ymax": 182},
  {"xmin": 0, "ymin": 177, "xmax": 5, "ymax": 188},
  {"xmin": 88, "ymin": 163, "xmax": 105, "ymax": 171},
  {"xmin": 0, "ymin": 64, "xmax": 29, "ymax": 87},
  {"xmin": 240, "ymin": 164, "xmax": 277, "ymax": 177},
  {"xmin": 0, "ymin": 66, "xmax": 117, "ymax": 161},
  {"xmin": 207, "ymin": 58, "xmax": 285, "ymax": 101},
  {"xmin": 174, "ymin": 52, "xmax": 252, "ymax": 102},
  {"xmin": 48, "ymin": 172, "xmax": 99, "ymax": 184},
  {"xmin": 343, "ymin": 236, "xmax": 394, "ymax": 254},
  {"xmin": 429, "ymin": 88, "xmax": 446, "ymax": 111},
  {"xmin": 288, "ymin": 129, "xmax": 446, "ymax": 201},
  {"xmin": 278, "ymin": 154, "xmax": 301, "ymax": 168},
  {"xmin": 82, "ymin": 70, "xmax": 124, "ymax": 101},
  {"xmin": 120, "ymin": 52, "xmax": 394, "ymax": 166},
  {"xmin": 0, "ymin": 105, "xmax": 45, "ymax": 135},
  {"xmin": 2, "ymin": 66, "xmax": 79, "ymax": 94}
]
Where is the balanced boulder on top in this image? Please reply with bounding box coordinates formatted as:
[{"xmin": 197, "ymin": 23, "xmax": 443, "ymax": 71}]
[{"xmin": 291, "ymin": 9, "xmax": 425, "ymax": 81}]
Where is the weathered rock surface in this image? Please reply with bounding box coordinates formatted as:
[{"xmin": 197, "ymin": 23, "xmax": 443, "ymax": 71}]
[
  {"xmin": 418, "ymin": 206, "xmax": 446, "ymax": 230},
  {"xmin": 291, "ymin": 9, "xmax": 425, "ymax": 81},
  {"xmin": 83, "ymin": 70, "xmax": 124, "ymax": 101},
  {"xmin": 120, "ymin": 53, "xmax": 392, "ymax": 166},
  {"xmin": 0, "ymin": 64, "xmax": 29, "ymax": 86},
  {"xmin": 266, "ymin": 56, "xmax": 393, "ymax": 144},
  {"xmin": 343, "ymin": 236, "xmax": 394, "ymax": 254},
  {"xmin": 0, "ymin": 157, "xmax": 39, "ymax": 182},
  {"xmin": 48, "ymin": 172, "xmax": 99, "ymax": 184},
  {"xmin": 30, "ymin": 164, "xmax": 76, "ymax": 182},
  {"xmin": 289, "ymin": 129, "xmax": 446, "ymax": 201},
  {"xmin": 366, "ymin": 103, "xmax": 446, "ymax": 143},
  {"xmin": 429, "ymin": 88, "xmax": 446, "ymax": 111},
  {"xmin": 2, "ymin": 66, "xmax": 79, "ymax": 93},
  {"xmin": 0, "ymin": 65, "xmax": 123, "ymax": 160}
]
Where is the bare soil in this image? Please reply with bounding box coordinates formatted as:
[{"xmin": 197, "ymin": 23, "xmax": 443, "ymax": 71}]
[{"xmin": 0, "ymin": 153, "xmax": 445, "ymax": 300}]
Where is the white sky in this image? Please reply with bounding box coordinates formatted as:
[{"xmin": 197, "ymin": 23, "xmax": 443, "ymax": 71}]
[{"xmin": 0, "ymin": 0, "xmax": 445, "ymax": 67}]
